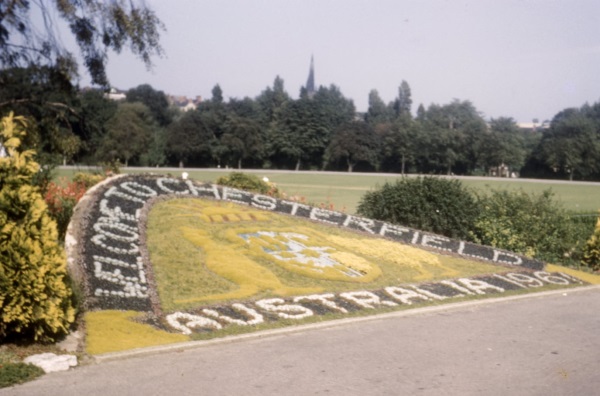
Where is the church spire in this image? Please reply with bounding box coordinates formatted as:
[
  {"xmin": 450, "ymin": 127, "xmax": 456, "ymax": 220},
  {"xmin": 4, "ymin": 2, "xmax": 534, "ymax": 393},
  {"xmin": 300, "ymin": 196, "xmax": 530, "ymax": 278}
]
[{"xmin": 305, "ymin": 55, "xmax": 315, "ymax": 98}]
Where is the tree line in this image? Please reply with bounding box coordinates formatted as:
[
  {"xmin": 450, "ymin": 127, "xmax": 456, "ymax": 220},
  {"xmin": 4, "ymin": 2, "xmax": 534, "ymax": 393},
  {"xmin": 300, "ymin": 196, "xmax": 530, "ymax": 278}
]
[
  {"xmin": 2, "ymin": 67, "xmax": 600, "ymax": 180},
  {"xmin": 2, "ymin": 1, "xmax": 599, "ymax": 180}
]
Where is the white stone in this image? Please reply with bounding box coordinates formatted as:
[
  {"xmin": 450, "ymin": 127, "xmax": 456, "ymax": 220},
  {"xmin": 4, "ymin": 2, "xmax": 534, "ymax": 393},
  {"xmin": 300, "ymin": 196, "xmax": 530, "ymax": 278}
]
[{"xmin": 23, "ymin": 353, "xmax": 77, "ymax": 373}]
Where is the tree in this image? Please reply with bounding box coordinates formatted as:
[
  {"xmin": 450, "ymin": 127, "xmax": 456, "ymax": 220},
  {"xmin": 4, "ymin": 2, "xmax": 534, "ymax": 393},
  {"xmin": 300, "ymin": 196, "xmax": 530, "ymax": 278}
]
[
  {"xmin": 393, "ymin": 80, "xmax": 412, "ymax": 118},
  {"xmin": 366, "ymin": 89, "xmax": 393, "ymax": 125},
  {"xmin": 257, "ymin": 76, "xmax": 290, "ymax": 125},
  {"xmin": 196, "ymin": 85, "xmax": 228, "ymax": 143},
  {"xmin": 482, "ymin": 117, "xmax": 527, "ymax": 172},
  {"xmin": 96, "ymin": 102, "xmax": 156, "ymax": 166},
  {"xmin": 0, "ymin": 0, "xmax": 164, "ymax": 87},
  {"xmin": 416, "ymin": 100, "xmax": 486, "ymax": 174},
  {"xmin": 228, "ymin": 97, "xmax": 262, "ymax": 121},
  {"xmin": 166, "ymin": 109, "xmax": 215, "ymax": 168},
  {"xmin": 0, "ymin": 65, "xmax": 80, "ymax": 154},
  {"xmin": 76, "ymin": 89, "xmax": 118, "ymax": 162},
  {"xmin": 313, "ymin": 85, "xmax": 356, "ymax": 132},
  {"xmin": 220, "ymin": 116, "xmax": 264, "ymax": 169},
  {"xmin": 0, "ymin": 113, "xmax": 75, "ymax": 342},
  {"xmin": 416, "ymin": 104, "xmax": 426, "ymax": 121},
  {"xmin": 379, "ymin": 115, "xmax": 415, "ymax": 174},
  {"xmin": 211, "ymin": 84, "xmax": 224, "ymax": 104},
  {"xmin": 126, "ymin": 84, "xmax": 172, "ymax": 126},
  {"xmin": 538, "ymin": 107, "xmax": 600, "ymax": 180},
  {"xmin": 325, "ymin": 121, "xmax": 380, "ymax": 172},
  {"xmin": 257, "ymin": 77, "xmax": 290, "ymax": 168},
  {"xmin": 140, "ymin": 128, "xmax": 167, "ymax": 167},
  {"xmin": 271, "ymin": 98, "xmax": 331, "ymax": 170}
]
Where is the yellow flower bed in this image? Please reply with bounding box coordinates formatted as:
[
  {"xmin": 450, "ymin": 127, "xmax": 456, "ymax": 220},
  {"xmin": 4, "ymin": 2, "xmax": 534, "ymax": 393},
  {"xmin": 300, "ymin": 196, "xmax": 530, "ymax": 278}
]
[
  {"xmin": 546, "ymin": 264, "xmax": 600, "ymax": 285},
  {"xmin": 147, "ymin": 198, "xmax": 502, "ymax": 312},
  {"xmin": 85, "ymin": 311, "xmax": 188, "ymax": 355}
]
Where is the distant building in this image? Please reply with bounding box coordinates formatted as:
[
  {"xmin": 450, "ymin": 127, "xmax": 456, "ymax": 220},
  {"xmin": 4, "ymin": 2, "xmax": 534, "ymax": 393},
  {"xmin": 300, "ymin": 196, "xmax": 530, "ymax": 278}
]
[
  {"xmin": 517, "ymin": 120, "xmax": 549, "ymax": 132},
  {"xmin": 169, "ymin": 95, "xmax": 202, "ymax": 112},
  {"xmin": 105, "ymin": 88, "xmax": 126, "ymax": 101},
  {"xmin": 489, "ymin": 163, "xmax": 516, "ymax": 178}
]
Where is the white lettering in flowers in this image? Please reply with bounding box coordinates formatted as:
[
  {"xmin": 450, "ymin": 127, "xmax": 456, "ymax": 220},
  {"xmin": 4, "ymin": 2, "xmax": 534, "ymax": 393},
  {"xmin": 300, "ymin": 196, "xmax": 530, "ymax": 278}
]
[
  {"xmin": 93, "ymin": 219, "xmax": 139, "ymax": 242},
  {"xmin": 156, "ymin": 177, "xmax": 190, "ymax": 195},
  {"xmin": 222, "ymin": 187, "xmax": 253, "ymax": 205},
  {"xmin": 534, "ymin": 271, "xmax": 571, "ymax": 285},
  {"xmin": 421, "ymin": 234, "xmax": 452, "ymax": 252},
  {"xmin": 251, "ymin": 194, "xmax": 277, "ymax": 211},
  {"xmin": 457, "ymin": 278, "xmax": 505, "ymax": 295},
  {"xmin": 88, "ymin": 181, "xmax": 159, "ymax": 303},
  {"xmin": 342, "ymin": 215, "xmax": 377, "ymax": 234},
  {"xmin": 255, "ymin": 298, "xmax": 313, "ymax": 319},
  {"xmin": 120, "ymin": 181, "xmax": 158, "ymax": 198},
  {"xmin": 83, "ymin": 175, "xmax": 551, "ymax": 311},
  {"xmin": 166, "ymin": 312, "xmax": 222, "ymax": 334},
  {"xmin": 202, "ymin": 304, "xmax": 264, "ymax": 326},
  {"xmin": 339, "ymin": 291, "xmax": 397, "ymax": 309},
  {"xmin": 410, "ymin": 286, "xmax": 448, "ymax": 301},
  {"xmin": 309, "ymin": 207, "xmax": 344, "ymax": 226},
  {"xmin": 92, "ymin": 255, "xmax": 147, "ymax": 298},
  {"xmin": 378, "ymin": 223, "xmax": 411, "ymax": 239},
  {"xmin": 99, "ymin": 199, "xmax": 137, "ymax": 222},
  {"xmin": 164, "ymin": 271, "xmax": 581, "ymax": 334},
  {"xmin": 384, "ymin": 286, "xmax": 430, "ymax": 305},
  {"xmin": 294, "ymin": 293, "xmax": 348, "ymax": 314},
  {"xmin": 185, "ymin": 181, "xmax": 221, "ymax": 199},
  {"xmin": 279, "ymin": 200, "xmax": 312, "ymax": 216}
]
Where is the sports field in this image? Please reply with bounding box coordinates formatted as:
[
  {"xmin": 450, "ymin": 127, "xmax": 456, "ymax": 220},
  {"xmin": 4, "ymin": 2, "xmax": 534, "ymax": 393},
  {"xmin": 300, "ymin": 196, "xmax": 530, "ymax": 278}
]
[{"xmin": 56, "ymin": 167, "xmax": 600, "ymax": 214}]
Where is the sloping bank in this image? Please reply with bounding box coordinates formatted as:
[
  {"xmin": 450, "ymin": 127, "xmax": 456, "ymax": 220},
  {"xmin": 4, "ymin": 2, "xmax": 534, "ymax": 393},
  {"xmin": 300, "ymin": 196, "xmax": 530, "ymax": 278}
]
[{"xmin": 66, "ymin": 174, "xmax": 594, "ymax": 354}]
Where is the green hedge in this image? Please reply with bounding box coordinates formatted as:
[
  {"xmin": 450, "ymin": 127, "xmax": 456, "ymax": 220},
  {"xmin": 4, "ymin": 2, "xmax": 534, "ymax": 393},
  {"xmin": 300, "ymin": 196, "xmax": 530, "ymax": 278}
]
[
  {"xmin": 357, "ymin": 176, "xmax": 480, "ymax": 239},
  {"xmin": 357, "ymin": 176, "xmax": 596, "ymax": 268}
]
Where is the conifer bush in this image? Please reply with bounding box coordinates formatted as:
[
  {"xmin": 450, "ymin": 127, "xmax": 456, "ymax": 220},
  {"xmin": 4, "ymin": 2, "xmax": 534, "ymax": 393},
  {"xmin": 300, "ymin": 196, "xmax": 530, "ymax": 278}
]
[{"xmin": 0, "ymin": 113, "xmax": 75, "ymax": 342}]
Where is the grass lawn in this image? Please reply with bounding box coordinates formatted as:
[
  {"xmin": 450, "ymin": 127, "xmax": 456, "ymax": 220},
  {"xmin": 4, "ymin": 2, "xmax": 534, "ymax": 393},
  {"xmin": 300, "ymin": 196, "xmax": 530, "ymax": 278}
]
[{"xmin": 56, "ymin": 167, "xmax": 600, "ymax": 214}]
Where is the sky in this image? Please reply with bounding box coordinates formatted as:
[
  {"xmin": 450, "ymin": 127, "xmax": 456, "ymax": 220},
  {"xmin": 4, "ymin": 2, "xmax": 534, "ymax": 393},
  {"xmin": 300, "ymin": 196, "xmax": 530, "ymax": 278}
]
[{"xmin": 73, "ymin": 0, "xmax": 600, "ymax": 123}]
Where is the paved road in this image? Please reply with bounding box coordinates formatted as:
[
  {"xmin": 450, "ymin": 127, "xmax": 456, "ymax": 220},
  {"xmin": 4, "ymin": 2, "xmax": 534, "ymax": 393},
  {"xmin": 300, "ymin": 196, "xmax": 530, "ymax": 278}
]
[{"xmin": 3, "ymin": 287, "xmax": 600, "ymax": 396}]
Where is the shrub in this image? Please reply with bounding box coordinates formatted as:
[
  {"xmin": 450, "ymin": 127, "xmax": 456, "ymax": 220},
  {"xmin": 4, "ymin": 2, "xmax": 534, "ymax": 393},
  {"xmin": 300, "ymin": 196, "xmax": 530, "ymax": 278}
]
[
  {"xmin": 216, "ymin": 172, "xmax": 280, "ymax": 197},
  {"xmin": 470, "ymin": 189, "xmax": 577, "ymax": 262},
  {"xmin": 581, "ymin": 214, "xmax": 600, "ymax": 271},
  {"xmin": 43, "ymin": 180, "xmax": 87, "ymax": 241},
  {"xmin": 0, "ymin": 363, "xmax": 44, "ymax": 388},
  {"xmin": 357, "ymin": 176, "xmax": 480, "ymax": 239},
  {"xmin": 42, "ymin": 172, "xmax": 104, "ymax": 243},
  {"xmin": 0, "ymin": 113, "xmax": 75, "ymax": 342},
  {"xmin": 72, "ymin": 172, "xmax": 105, "ymax": 189},
  {"xmin": 100, "ymin": 159, "xmax": 121, "ymax": 175},
  {"xmin": 566, "ymin": 213, "xmax": 597, "ymax": 266}
]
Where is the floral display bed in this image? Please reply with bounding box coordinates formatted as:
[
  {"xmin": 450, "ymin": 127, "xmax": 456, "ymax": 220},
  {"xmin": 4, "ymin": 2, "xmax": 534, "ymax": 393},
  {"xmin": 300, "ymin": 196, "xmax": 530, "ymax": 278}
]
[{"xmin": 67, "ymin": 174, "xmax": 586, "ymax": 347}]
